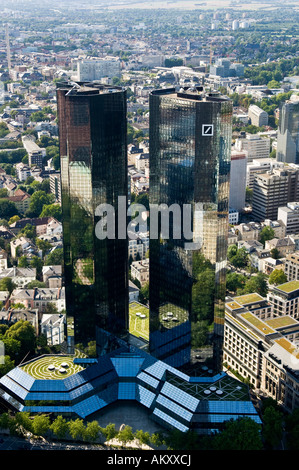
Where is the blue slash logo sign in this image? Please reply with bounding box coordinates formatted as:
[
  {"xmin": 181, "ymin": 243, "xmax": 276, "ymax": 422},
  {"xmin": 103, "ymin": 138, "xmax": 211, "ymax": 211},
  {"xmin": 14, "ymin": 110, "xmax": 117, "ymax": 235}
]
[{"xmin": 202, "ymin": 124, "xmax": 213, "ymax": 136}]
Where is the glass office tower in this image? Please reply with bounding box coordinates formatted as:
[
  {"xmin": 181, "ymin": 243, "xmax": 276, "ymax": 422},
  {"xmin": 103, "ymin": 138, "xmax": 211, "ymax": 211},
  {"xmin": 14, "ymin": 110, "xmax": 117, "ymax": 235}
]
[
  {"xmin": 56, "ymin": 82, "xmax": 128, "ymax": 355},
  {"xmin": 277, "ymin": 94, "xmax": 299, "ymax": 164},
  {"xmin": 149, "ymin": 87, "xmax": 232, "ymax": 372}
]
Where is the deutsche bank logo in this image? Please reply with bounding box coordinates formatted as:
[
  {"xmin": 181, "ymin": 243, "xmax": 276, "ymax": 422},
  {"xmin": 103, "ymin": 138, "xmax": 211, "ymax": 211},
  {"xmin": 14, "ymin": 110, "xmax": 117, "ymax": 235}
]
[{"xmin": 202, "ymin": 124, "xmax": 213, "ymax": 136}]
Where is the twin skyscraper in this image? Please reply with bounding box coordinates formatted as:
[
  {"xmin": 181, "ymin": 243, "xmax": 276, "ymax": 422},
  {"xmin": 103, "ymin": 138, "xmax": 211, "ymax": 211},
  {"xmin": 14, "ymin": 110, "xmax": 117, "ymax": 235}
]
[{"xmin": 56, "ymin": 82, "xmax": 233, "ymax": 374}]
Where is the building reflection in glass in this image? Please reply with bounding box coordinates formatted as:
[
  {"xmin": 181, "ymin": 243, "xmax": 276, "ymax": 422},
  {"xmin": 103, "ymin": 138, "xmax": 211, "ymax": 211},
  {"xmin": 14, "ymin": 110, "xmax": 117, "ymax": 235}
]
[
  {"xmin": 149, "ymin": 88, "xmax": 232, "ymax": 372},
  {"xmin": 57, "ymin": 82, "xmax": 128, "ymax": 355}
]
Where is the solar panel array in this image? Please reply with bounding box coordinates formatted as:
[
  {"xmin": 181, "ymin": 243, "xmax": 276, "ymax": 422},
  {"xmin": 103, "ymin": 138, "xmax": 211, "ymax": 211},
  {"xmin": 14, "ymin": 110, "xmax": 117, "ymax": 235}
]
[
  {"xmin": 118, "ymin": 382, "xmax": 136, "ymax": 400},
  {"xmin": 0, "ymin": 347, "xmax": 263, "ymax": 431},
  {"xmin": 136, "ymin": 384, "xmax": 156, "ymax": 409},
  {"xmin": 152, "ymin": 408, "xmax": 189, "ymax": 433},
  {"xmin": 0, "ymin": 376, "xmax": 29, "ymax": 401},
  {"xmin": 137, "ymin": 371, "xmax": 160, "ymax": 389},
  {"xmin": 160, "ymin": 381, "xmax": 199, "ymax": 412},
  {"xmin": 156, "ymin": 394, "xmax": 193, "ymax": 422}
]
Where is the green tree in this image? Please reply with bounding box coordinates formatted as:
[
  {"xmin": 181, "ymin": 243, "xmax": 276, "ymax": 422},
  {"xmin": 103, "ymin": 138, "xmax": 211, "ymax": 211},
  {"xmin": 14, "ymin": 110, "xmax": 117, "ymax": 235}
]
[
  {"xmin": 18, "ymin": 255, "xmax": 29, "ymax": 268},
  {"xmin": 30, "ymin": 255, "xmax": 43, "ymax": 279},
  {"xmin": 20, "ymin": 223, "xmax": 36, "ymax": 240},
  {"xmin": 101, "ymin": 423, "xmax": 118, "ymax": 441},
  {"xmin": 0, "ymin": 188, "xmax": 8, "ymax": 198},
  {"xmin": 26, "ymin": 190, "xmax": 54, "ymax": 218},
  {"xmin": 267, "ymin": 80, "xmax": 281, "ymax": 89},
  {"xmin": 50, "ymin": 415, "xmax": 69, "ymax": 439},
  {"xmin": 36, "ymin": 238, "xmax": 52, "ymax": 257},
  {"xmin": 25, "ymin": 280, "xmax": 46, "ymax": 288},
  {"xmin": 0, "ymin": 336, "xmax": 21, "ymax": 360},
  {"xmin": 118, "ymin": 425, "xmax": 135, "ymax": 448},
  {"xmin": 0, "ymin": 200, "xmax": 19, "ymax": 220},
  {"xmin": 85, "ymin": 421, "xmax": 101, "ymax": 442},
  {"xmin": 68, "ymin": 418, "xmax": 86, "ymax": 441},
  {"xmin": 5, "ymin": 320, "xmax": 36, "ymax": 358},
  {"xmin": 227, "ymin": 244, "xmax": 238, "ymax": 261},
  {"xmin": 226, "ymin": 272, "xmax": 247, "ymax": 293},
  {"xmin": 135, "ymin": 429, "xmax": 151, "ymax": 448},
  {"xmin": 240, "ymin": 272, "xmax": 268, "ymax": 297},
  {"xmin": 15, "ymin": 412, "xmax": 33, "ymax": 433},
  {"xmin": 269, "ymin": 269, "xmax": 287, "ymax": 285},
  {"xmin": 285, "ymin": 408, "xmax": 299, "ymax": 450},
  {"xmin": 32, "ymin": 414, "xmax": 50, "ymax": 436},
  {"xmin": 0, "ymin": 355, "xmax": 15, "ymax": 377},
  {"xmin": 139, "ymin": 282, "xmax": 149, "ymax": 304},
  {"xmin": 262, "ymin": 406, "xmax": 283, "ymax": 449},
  {"xmin": 0, "ymin": 277, "xmax": 16, "ymax": 294},
  {"xmin": 259, "ymin": 226, "xmax": 275, "ymax": 246},
  {"xmin": 150, "ymin": 431, "xmax": 165, "ymax": 447},
  {"xmin": 211, "ymin": 417, "xmax": 263, "ymax": 450},
  {"xmin": 44, "ymin": 248, "xmax": 63, "ymax": 266},
  {"xmin": 230, "ymin": 247, "xmax": 249, "ymax": 268},
  {"xmin": 40, "ymin": 203, "xmax": 62, "ymax": 221},
  {"xmin": 270, "ymin": 247, "xmax": 280, "ymax": 259}
]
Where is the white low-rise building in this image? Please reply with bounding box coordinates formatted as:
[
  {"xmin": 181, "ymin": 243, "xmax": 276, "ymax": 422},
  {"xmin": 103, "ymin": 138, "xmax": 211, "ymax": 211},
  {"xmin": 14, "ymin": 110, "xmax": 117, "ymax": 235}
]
[{"xmin": 41, "ymin": 313, "xmax": 66, "ymax": 345}]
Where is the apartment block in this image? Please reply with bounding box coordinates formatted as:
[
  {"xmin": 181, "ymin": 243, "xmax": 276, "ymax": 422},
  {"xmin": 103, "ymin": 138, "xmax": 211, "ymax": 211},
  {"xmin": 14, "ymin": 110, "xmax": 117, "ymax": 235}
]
[
  {"xmin": 267, "ymin": 280, "xmax": 299, "ymax": 318},
  {"xmin": 284, "ymin": 252, "xmax": 299, "ymax": 281},
  {"xmin": 224, "ymin": 293, "xmax": 274, "ymax": 389},
  {"xmin": 225, "ymin": 294, "xmax": 299, "ymax": 411},
  {"xmin": 246, "ymin": 158, "xmax": 284, "ymax": 189},
  {"xmin": 252, "ymin": 167, "xmax": 299, "ymax": 221},
  {"xmin": 49, "ymin": 172, "xmax": 61, "ymax": 203},
  {"xmin": 73, "ymin": 57, "xmax": 121, "ymax": 82},
  {"xmin": 278, "ymin": 202, "xmax": 299, "ymax": 235},
  {"xmin": 235, "ymin": 133, "xmax": 270, "ymax": 163}
]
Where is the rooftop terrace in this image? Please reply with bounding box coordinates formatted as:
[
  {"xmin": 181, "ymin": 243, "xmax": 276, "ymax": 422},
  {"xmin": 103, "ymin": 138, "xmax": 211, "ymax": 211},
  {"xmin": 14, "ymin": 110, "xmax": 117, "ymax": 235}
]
[{"xmin": 275, "ymin": 280, "xmax": 299, "ymax": 294}]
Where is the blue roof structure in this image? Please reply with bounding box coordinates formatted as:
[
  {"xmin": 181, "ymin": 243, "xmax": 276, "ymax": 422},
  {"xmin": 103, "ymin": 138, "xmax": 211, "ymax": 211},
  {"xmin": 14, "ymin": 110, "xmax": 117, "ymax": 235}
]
[{"xmin": 0, "ymin": 345, "xmax": 262, "ymax": 434}]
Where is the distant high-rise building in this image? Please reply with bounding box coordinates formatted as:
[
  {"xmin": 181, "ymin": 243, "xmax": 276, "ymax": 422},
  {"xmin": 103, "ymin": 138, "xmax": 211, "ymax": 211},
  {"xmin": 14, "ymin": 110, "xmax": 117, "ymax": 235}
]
[
  {"xmin": 277, "ymin": 94, "xmax": 299, "ymax": 164},
  {"xmin": 148, "ymin": 87, "xmax": 232, "ymax": 371},
  {"xmin": 229, "ymin": 150, "xmax": 247, "ymax": 212},
  {"xmin": 73, "ymin": 57, "xmax": 121, "ymax": 83},
  {"xmin": 56, "ymin": 82, "xmax": 128, "ymax": 355}
]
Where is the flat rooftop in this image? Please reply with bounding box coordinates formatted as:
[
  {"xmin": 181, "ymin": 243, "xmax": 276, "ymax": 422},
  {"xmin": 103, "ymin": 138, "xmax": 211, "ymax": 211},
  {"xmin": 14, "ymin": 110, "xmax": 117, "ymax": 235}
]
[
  {"xmin": 234, "ymin": 293, "xmax": 264, "ymax": 305},
  {"xmin": 265, "ymin": 316, "xmax": 298, "ymax": 329},
  {"xmin": 151, "ymin": 87, "xmax": 230, "ymax": 103},
  {"xmin": 21, "ymin": 355, "xmax": 84, "ymax": 379},
  {"xmin": 275, "ymin": 280, "xmax": 299, "ymax": 293},
  {"xmin": 240, "ymin": 311, "xmax": 275, "ymax": 336}
]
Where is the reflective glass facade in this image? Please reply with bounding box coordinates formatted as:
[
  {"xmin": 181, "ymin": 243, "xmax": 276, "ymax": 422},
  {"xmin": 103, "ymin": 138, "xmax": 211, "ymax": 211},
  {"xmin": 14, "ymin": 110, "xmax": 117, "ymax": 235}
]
[
  {"xmin": 277, "ymin": 96, "xmax": 299, "ymax": 164},
  {"xmin": 149, "ymin": 88, "xmax": 232, "ymax": 371},
  {"xmin": 56, "ymin": 82, "xmax": 128, "ymax": 355}
]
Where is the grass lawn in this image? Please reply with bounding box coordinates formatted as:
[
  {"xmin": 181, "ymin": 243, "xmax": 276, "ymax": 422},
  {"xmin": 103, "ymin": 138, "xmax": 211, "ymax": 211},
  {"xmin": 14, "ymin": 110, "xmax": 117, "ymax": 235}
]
[
  {"xmin": 159, "ymin": 303, "xmax": 188, "ymax": 329},
  {"xmin": 129, "ymin": 302, "xmax": 149, "ymax": 341},
  {"xmin": 265, "ymin": 316, "xmax": 298, "ymax": 328},
  {"xmin": 21, "ymin": 354, "xmax": 84, "ymax": 380},
  {"xmin": 234, "ymin": 293, "xmax": 264, "ymax": 304},
  {"xmin": 276, "ymin": 280, "xmax": 299, "ymax": 293},
  {"xmin": 240, "ymin": 312, "xmax": 275, "ymax": 335}
]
